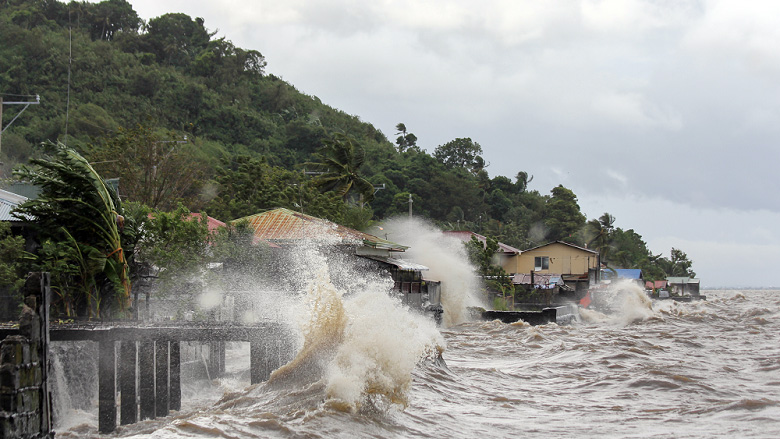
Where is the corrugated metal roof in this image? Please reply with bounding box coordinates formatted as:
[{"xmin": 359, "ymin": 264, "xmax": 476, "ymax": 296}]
[
  {"xmin": 0, "ymin": 189, "xmax": 28, "ymax": 222},
  {"xmin": 646, "ymin": 280, "xmax": 668, "ymax": 289},
  {"xmin": 360, "ymin": 255, "xmax": 429, "ymax": 271},
  {"xmin": 443, "ymin": 230, "xmax": 521, "ymax": 254},
  {"xmin": 232, "ymin": 208, "xmax": 408, "ymax": 250},
  {"xmin": 512, "ymin": 273, "xmax": 564, "ymax": 285}
]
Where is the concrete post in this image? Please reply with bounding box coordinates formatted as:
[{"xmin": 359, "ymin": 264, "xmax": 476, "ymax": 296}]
[
  {"xmin": 139, "ymin": 341, "xmax": 155, "ymax": 420},
  {"xmin": 154, "ymin": 341, "xmax": 169, "ymax": 417},
  {"xmin": 119, "ymin": 341, "xmax": 137, "ymax": 425},
  {"xmin": 169, "ymin": 342, "xmax": 181, "ymax": 411},
  {"xmin": 98, "ymin": 340, "xmax": 116, "ymax": 433}
]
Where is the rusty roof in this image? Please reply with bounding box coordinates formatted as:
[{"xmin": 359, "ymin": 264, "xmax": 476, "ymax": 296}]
[{"xmin": 231, "ymin": 208, "xmax": 407, "ymax": 251}]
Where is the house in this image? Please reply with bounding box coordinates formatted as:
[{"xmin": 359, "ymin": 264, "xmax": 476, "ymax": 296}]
[
  {"xmin": 666, "ymin": 277, "xmax": 701, "ymax": 297},
  {"xmin": 233, "ymin": 208, "xmax": 442, "ymax": 321},
  {"xmin": 645, "ymin": 280, "xmax": 668, "ymax": 291},
  {"xmin": 0, "ymin": 189, "xmax": 33, "ymax": 319},
  {"xmin": 442, "ymin": 230, "xmax": 522, "ymax": 274},
  {"xmin": 514, "ymin": 241, "xmax": 600, "ymax": 293}
]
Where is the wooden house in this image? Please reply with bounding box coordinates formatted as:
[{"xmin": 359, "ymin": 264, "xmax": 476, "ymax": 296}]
[
  {"xmin": 513, "ymin": 241, "xmax": 600, "ymax": 293},
  {"xmin": 233, "ymin": 208, "xmax": 442, "ymax": 321}
]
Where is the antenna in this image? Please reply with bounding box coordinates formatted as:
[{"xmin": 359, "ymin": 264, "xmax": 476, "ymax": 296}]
[{"xmin": 65, "ymin": 23, "xmax": 72, "ymax": 146}]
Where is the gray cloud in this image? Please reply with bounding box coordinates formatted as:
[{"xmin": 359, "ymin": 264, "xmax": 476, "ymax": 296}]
[{"xmin": 126, "ymin": 0, "xmax": 780, "ymax": 286}]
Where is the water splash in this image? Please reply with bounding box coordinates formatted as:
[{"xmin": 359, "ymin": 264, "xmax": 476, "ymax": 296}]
[
  {"xmin": 268, "ymin": 263, "xmax": 347, "ymax": 386},
  {"xmin": 380, "ymin": 217, "xmax": 485, "ymax": 326},
  {"xmin": 326, "ymin": 286, "xmax": 444, "ymax": 409},
  {"xmin": 581, "ymin": 280, "xmax": 656, "ymax": 325},
  {"xmin": 266, "ymin": 239, "xmax": 445, "ymax": 412}
]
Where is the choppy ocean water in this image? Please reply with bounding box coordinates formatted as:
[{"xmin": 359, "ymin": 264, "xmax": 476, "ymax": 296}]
[{"xmin": 52, "ymin": 288, "xmax": 780, "ymax": 439}]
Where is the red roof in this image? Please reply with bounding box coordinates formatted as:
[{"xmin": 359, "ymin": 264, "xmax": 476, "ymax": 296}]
[
  {"xmin": 232, "ymin": 208, "xmax": 406, "ymax": 250},
  {"xmin": 189, "ymin": 213, "xmax": 226, "ymax": 234},
  {"xmin": 645, "ymin": 280, "xmax": 668, "ymax": 290},
  {"xmin": 443, "ymin": 230, "xmax": 521, "ymax": 254}
]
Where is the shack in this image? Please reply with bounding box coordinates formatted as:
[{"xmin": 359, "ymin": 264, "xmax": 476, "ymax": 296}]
[
  {"xmin": 514, "ymin": 241, "xmax": 600, "ymax": 294},
  {"xmin": 233, "ymin": 208, "xmax": 442, "ymax": 320},
  {"xmin": 666, "ymin": 277, "xmax": 702, "ymax": 298}
]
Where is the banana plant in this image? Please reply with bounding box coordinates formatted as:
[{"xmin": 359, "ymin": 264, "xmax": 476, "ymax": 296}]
[{"xmin": 13, "ymin": 141, "xmax": 131, "ymax": 318}]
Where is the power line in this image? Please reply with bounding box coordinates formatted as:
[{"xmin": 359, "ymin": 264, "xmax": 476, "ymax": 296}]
[{"xmin": 0, "ymin": 93, "xmax": 39, "ymax": 98}]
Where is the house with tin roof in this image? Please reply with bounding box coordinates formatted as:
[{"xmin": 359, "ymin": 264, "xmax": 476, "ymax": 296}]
[
  {"xmin": 0, "ymin": 188, "xmax": 28, "ymax": 222},
  {"xmin": 232, "ymin": 208, "xmax": 442, "ymax": 321},
  {"xmin": 513, "ymin": 241, "xmax": 600, "ymax": 293}
]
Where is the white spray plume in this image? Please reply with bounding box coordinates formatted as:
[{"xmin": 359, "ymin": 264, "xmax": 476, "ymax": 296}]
[
  {"xmin": 580, "ymin": 279, "xmax": 656, "ymax": 326},
  {"xmin": 379, "ymin": 216, "xmax": 485, "ymax": 326}
]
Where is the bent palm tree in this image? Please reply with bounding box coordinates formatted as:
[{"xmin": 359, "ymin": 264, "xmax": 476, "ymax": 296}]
[
  {"xmin": 305, "ymin": 133, "xmax": 374, "ymax": 206},
  {"xmin": 14, "ymin": 141, "xmax": 131, "ymax": 318}
]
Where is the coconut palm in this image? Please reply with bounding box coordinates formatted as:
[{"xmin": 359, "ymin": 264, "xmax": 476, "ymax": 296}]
[
  {"xmin": 586, "ymin": 212, "xmax": 616, "ymax": 265},
  {"xmin": 14, "ymin": 141, "xmax": 131, "ymax": 318},
  {"xmin": 305, "ymin": 133, "xmax": 375, "ymax": 207}
]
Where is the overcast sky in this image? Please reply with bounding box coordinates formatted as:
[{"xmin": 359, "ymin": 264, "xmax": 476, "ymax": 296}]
[{"xmin": 126, "ymin": 0, "xmax": 780, "ymax": 288}]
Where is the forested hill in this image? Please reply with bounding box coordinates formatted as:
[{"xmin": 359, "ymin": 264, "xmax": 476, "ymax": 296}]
[{"xmin": 0, "ymin": 0, "xmax": 695, "ymax": 279}]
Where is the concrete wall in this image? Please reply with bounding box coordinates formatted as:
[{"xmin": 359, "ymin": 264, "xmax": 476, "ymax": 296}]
[{"xmin": 0, "ymin": 273, "xmax": 52, "ymax": 438}]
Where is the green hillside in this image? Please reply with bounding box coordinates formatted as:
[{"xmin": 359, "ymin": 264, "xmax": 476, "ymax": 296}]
[{"xmin": 0, "ymin": 0, "xmax": 694, "ymax": 280}]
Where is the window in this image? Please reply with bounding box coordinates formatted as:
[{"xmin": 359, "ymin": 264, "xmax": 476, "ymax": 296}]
[{"xmin": 534, "ymin": 256, "xmax": 549, "ymax": 271}]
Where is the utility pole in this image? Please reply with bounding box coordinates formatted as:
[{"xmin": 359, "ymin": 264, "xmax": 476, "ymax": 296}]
[{"xmin": 0, "ymin": 94, "xmax": 40, "ymax": 166}]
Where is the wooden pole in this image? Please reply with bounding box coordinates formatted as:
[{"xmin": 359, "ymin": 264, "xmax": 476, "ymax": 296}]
[
  {"xmin": 98, "ymin": 340, "xmax": 116, "ymax": 433},
  {"xmin": 139, "ymin": 341, "xmax": 155, "ymax": 420},
  {"xmin": 119, "ymin": 341, "xmax": 137, "ymax": 425}
]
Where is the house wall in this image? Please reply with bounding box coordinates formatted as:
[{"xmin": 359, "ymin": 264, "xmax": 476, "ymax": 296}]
[
  {"xmin": 513, "ymin": 243, "xmax": 598, "ymax": 275},
  {"xmin": 499, "ymin": 254, "xmax": 517, "ymax": 274}
]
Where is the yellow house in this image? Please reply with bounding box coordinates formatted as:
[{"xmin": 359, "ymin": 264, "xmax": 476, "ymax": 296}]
[{"xmin": 512, "ymin": 241, "xmax": 599, "ymax": 278}]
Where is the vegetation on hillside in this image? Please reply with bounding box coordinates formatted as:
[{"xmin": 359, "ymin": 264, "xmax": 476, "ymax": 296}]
[{"xmin": 0, "ymin": 0, "xmax": 695, "ymax": 317}]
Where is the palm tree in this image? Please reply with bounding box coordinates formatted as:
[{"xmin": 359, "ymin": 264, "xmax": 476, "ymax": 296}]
[
  {"xmin": 14, "ymin": 142, "xmax": 131, "ymax": 318},
  {"xmin": 587, "ymin": 212, "xmax": 616, "ymax": 265},
  {"xmin": 305, "ymin": 133, "xmax": 375, "ymax": 207}
]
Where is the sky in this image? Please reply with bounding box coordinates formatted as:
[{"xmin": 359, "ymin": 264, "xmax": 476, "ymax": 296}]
[{"xmin": 124, "ymin": 0, "xmax": 780, "ymax": 288}]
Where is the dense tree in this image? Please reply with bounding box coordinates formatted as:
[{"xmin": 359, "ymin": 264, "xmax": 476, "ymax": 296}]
[
  {"xmin": 89, "ymin": 0, "xmax": 141, "ymax": 41},
  {"xmin": 544, "ymin": 185, "xmax": 586, "ymax": 243},
  {"xmin": 433, "ymin": 137, "xmax": 484, "ymax": 169},
  {"xmin": 144, "ymin": 13, "xmax": 211, "ymax": 66},
  {"xmin": 394, "ymin": 122, "xmax": 417, "ymax": 152},
  {"xmin": 87, "ymin": 125, "xmax": 207, "ymax": 210},
  {"xmin": 669, "ymin": 248, "xmax": 696, "ymax": 278}
]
